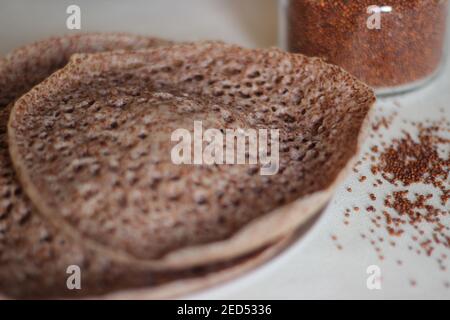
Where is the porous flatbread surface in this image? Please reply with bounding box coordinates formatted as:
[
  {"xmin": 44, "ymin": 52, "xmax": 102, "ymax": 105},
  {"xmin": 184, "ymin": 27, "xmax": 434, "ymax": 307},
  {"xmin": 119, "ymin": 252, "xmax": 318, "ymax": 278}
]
[
  {"xmin": 0, "ymin": 33, "xmax": 170, "ymax": 108},
  {"xmin": 0, "ymin": 33, "xmax": 176, "ymax": 298},
  {"xmin": 8, "ymin": 42, "xmax": 376, "ymax": 270},
  {"xmin": 0, "ymin": 34, "xmax": 288, "ymax": 299}
]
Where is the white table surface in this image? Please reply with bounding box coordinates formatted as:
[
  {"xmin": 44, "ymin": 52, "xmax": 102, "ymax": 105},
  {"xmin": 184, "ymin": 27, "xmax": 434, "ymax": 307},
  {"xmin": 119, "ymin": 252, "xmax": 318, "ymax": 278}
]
[{"xmin": 0, "ymin": 0, "xmax": 448, "ymax": 299}]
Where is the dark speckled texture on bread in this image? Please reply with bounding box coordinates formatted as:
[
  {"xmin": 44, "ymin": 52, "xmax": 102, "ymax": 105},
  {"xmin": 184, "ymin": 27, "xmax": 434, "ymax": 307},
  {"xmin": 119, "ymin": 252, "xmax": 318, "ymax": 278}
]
[
  {"xmin": 0, "ymin": 33, "xmax": 171, "ymax": 298},
  {"xmin": 8, "ymin": 41, "xmax": 375, "ymax": 271},
  {"xmin": 0, "ymin": 34, "xmax": 291, "ymax": 299},
  {"xmin": 0, "ymin": 33, "xmax": 171, "ymax": 108}
]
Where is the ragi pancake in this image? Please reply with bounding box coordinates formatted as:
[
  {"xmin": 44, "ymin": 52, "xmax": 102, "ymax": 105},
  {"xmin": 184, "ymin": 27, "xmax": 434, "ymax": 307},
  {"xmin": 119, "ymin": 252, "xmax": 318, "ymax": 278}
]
[
  {"xmin": 0, "ymin": 105, "xmax": 161, "ymax": 299},
  {"xmin": 0, "ymin": 33, "xmax": 166, "ymax": 298},
  {"xmin": 8, "ymin": 42, "xmax": 376, "ymax": 270},
  {"xmin": 0, "ymin": 33, "xmax": 170, "ymax": 108},
  {"xmin": 0, "ymin": 34, "xmax": 291, "ymax": 299}
]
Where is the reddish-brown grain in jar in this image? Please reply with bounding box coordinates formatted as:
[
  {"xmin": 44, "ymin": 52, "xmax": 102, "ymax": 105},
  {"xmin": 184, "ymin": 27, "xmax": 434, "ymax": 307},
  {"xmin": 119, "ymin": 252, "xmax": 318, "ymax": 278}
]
[{"xmin": 279, "ymin": 0, "xmax": 449, "ymax": 95}]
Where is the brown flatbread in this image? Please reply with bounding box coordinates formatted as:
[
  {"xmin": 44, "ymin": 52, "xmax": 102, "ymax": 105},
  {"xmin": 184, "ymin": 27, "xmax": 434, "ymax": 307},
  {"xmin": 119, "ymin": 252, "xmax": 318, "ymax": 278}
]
[
  {"xmin": 0, "ymin": 34, "xmax": 291, "ymax": 299},
  {"xmin": 0, "ymin": 33, "xmax": 180, "ymax": 299},
  {"xmin": 8, "ymin": 42, "xmax": 375, "ymax": 271},
  {"xmin": 95, "ymin": 233, "xmax": 294, "ymax": 300},
  {"xmin": 0, "ymin": 33, "xmax": 170, "ymax": 108}
]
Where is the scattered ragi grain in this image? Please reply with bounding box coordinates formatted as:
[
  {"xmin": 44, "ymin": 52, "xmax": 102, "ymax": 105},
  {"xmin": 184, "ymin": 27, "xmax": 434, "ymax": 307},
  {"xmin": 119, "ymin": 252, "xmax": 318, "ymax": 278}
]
[{"xmin": 339, "ymin": 110, "xmax": 449, "ymax": 288}]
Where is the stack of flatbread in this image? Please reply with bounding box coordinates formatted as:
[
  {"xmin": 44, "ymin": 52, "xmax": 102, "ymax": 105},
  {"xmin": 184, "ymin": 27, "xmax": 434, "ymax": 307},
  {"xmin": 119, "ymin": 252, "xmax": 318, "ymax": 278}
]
[{"xmin": 0, "ymin": 33, "xmax": 375, "ymax": 299}]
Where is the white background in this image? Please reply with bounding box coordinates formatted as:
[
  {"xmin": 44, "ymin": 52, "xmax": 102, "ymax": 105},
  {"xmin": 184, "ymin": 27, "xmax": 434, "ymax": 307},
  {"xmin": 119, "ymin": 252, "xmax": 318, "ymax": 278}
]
[{"xmin": 0, "ymin": 0, "xmax": 277, "ymax": 54}]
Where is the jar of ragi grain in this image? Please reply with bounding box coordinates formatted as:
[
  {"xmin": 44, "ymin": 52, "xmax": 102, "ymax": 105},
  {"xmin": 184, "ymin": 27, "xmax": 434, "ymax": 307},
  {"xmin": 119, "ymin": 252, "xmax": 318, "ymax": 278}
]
[{"xmin": 279, "ymin": 0, "xmax": 449, "ymax": 95}]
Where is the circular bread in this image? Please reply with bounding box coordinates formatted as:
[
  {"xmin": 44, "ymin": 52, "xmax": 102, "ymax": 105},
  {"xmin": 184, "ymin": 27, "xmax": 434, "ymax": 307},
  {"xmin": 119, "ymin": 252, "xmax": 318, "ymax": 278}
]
[
  {"xmin": 8, "ymin": 41, "xmax": 376, "ymax": 270},
  {"xmin": 93, "ymin": 233, "xmax": 294, "ymax": 300},
  {"xmin": 0, "ymin": 34, "xmax": 290, "ymax": 299},
  {"xmin": 0, "ymin": 33, "xmax": 179, "ymax": 298},
  {"xmin": 0, "ymin": 33, "xmax": 170, "ymax": 108}
]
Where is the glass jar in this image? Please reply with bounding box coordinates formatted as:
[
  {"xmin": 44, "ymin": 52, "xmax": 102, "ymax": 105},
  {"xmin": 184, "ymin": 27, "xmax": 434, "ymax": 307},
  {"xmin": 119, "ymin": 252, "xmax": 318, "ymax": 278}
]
[{"xmin": 279, "ymin": 0, "xmax": 449, "ymax": 95}]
